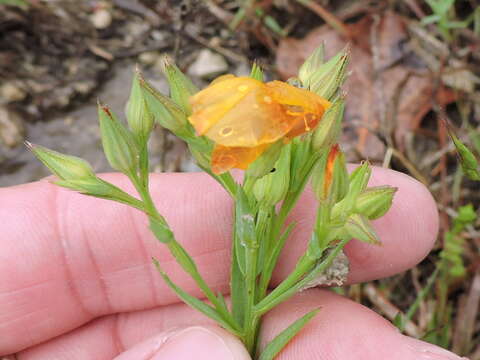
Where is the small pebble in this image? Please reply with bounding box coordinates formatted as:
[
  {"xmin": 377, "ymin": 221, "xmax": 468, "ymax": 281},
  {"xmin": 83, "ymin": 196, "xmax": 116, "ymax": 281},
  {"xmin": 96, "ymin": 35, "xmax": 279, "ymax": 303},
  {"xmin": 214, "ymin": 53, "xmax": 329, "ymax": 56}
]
[
  {"xmin": 90, "ymin": 9, "xmax": 112, "ymax": 29},
  {"xmin": 188, "ymin": 49, "xmax": 228, "ymax": 78},
  {"xmin": 0, "ymin": 82, "xmax": 26, "ymax": 102},
  {"xmin": 0, "ymin": 106, "xmax": 25, "ymax": 148}
]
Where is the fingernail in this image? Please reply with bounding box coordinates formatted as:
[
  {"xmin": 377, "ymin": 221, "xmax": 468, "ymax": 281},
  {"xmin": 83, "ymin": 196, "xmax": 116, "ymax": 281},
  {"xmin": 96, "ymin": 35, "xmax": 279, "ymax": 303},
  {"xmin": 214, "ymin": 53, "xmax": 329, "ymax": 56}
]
[
  {"xmin": 152, "ymin": 326, "xmax": 235, "ymax": 360},
  {"xmin": 403, "ymin": 336, "xmax": 469, "ymax": 360}
]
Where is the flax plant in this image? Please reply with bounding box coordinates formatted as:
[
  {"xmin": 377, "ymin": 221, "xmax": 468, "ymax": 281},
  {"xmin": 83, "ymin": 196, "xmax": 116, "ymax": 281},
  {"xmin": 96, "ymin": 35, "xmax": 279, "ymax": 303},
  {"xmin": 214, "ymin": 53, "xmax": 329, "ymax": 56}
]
[{"xmin": 30, "ymin": 46, "xmax": 396, "ymax": 359}]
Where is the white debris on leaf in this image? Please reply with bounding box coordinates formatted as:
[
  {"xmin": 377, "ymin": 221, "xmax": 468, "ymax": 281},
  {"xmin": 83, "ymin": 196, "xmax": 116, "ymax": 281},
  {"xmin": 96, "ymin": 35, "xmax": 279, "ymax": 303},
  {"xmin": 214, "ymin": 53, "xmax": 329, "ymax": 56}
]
[{"xmin": 300, "ymin": 250, "xmax": 349, "ymax": 290}]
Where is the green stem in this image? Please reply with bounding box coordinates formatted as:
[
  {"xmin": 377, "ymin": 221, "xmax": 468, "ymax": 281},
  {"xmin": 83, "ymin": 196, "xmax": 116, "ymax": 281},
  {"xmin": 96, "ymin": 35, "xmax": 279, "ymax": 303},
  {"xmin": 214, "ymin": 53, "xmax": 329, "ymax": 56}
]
[
  {"xmin": 257, "ymin": 155, "xmax": 319, "ymax": 298},
  {"xmin": 130, "ymin": 172, "xmax": 239, "ymax": 332},
  {"xmin": 255, "ymin": 238, "xmax": 349, "ymax": 316},
  {"xmin": 243, "ymin": 214, "xmax": 260, "ymax": 352}
]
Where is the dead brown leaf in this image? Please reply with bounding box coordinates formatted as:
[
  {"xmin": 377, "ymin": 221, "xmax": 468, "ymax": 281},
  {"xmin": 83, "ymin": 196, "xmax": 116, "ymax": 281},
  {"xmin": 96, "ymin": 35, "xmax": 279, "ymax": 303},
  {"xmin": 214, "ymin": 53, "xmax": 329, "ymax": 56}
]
[{"xmin": 276, "ymin": 10, "xmax": 456, "ymax": 161}]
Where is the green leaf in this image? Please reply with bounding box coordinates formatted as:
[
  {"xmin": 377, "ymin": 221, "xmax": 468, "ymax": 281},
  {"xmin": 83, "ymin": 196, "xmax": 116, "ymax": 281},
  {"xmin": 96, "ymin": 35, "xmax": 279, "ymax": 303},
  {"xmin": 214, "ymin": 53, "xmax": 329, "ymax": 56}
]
[
  {"xmin": 450, "ymin": 133, "xmax": 480, "ymax": 181},
  {"xmin": 167, "ymin": 241, "xmax": 199, "ymax": 276},
  {"xmin": 149, "ymin": 217, "xmax": 174, "ymax": 243},
  {"xmin": 0, "ymin": 0, "xmax": 29, "ymax": 9},
  {"xmin": 421, "ymin": 14, "xmax": 441, "ymax": 25},
  {"xmin": 444, "ymin": 20, "xmax": 470, "ymax": 29},
  {"xmin": 474, "ymin": 6, "xmax": 480, "ymax": 36},
  {"xmin": 153, "ymin": 258, "xmax": 239, "ymax": 335},
  {"xmin": 345, "ymin": 214, "xmax": 381, "ymax": 245},
  {"xmin": 230, "ymin": 238, "xmax": 247, "ymax": 327},
  {"xmin": 258, "ymin": 308, "xmax": 320, "ymax": 360}
]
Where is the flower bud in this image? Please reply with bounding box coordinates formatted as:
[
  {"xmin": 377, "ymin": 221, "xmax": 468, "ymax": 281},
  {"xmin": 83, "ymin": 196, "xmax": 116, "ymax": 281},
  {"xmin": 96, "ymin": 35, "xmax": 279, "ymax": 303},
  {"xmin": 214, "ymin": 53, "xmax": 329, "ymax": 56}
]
[
  {"xmin": 355, "ymin": 186, "xmax": 397, "ymax": 220},
  {"xmin": 298, "ymin": 44, "xmax": 325, "ymax": 87},
  {"xmin": 312, "ymin": 144, "xmax": 349, "ymax": 203},
  {"xmin": 246, "ymin": 141, "xmax": 283, "ymax": 179},
  {"xmin": 312, "ymin": 97, "xmax": 344, "ymax": 151},
  {"xmin": 250, "ymin": 62, "xmax": 264, "ymax": 82},
  {"xmin": 304, "ymin": 46, "xmax": 349, "ymax": 100},
  {"xmin": 127, "ymin": 68, "xmax": 154, "ymax": 144},
  {"xmin": 345, "ymin": 214, "xmax": 381, "ymax": 245},
  {"xmin": 98, "ymin": 104, "xmax": 139, "ymax": 175},
  {"xmin": 162, "ymin": 56, "xmax": 198, "ymax": 115},
  {"xmin": 253, "ymin": 144, "xmax": 291, "ymax": 206},
  {"xmin": 138, "ymin": 73, "xmax": 189, "ymax": 135},
  {"xmin": 28, "ymin": 142, "xmax": 96, "ymax": 181}
]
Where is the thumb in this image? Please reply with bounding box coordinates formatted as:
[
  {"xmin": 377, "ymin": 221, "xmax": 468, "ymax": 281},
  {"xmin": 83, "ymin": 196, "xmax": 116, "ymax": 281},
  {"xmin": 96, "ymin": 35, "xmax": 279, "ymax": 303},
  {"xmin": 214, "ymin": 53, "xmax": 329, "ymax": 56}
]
[{"xmin": 114, "ymin": 325, "xmax": 251, "ymax": 360}]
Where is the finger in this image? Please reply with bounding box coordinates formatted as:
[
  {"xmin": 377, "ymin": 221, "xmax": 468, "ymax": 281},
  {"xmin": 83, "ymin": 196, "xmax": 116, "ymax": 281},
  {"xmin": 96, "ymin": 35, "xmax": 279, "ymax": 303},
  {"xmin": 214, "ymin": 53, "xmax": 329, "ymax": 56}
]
[
  {"xmin": 113, "ymin": 326, "xmax": 250, "ymax": 360},
  {"xmin": 17, "ymin": 290, "xmax": 464, "ymax": 360},
  {"xmin": 0, "ymin": 168, "xmax": 438, "ymax": 353}
]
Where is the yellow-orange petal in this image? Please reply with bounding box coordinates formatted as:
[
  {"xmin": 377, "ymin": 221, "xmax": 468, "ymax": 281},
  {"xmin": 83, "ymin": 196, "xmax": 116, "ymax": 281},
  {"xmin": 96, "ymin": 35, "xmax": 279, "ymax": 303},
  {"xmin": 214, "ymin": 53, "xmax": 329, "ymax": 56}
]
[
  {"xmin": 189, "ymin": 76, "xmax": 296, "ymax": 148},
  {"xmin": 266, "ymin": 80, "xmax": 331, "ymax": 113},
  {"xmin": 211, "ymin": 144, "xmax": 268, "ymax": 174},
  {"xmin": 188, "ymin": 76, "xmax": 264, "ymax": 137}
]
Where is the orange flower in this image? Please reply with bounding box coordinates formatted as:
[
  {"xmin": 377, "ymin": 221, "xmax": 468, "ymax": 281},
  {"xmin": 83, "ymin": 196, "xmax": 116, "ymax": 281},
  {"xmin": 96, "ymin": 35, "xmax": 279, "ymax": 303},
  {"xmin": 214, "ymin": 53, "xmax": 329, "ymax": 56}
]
[{"xmin": 189, "ymin": 75, "xmax": 331, "ymax": 174}]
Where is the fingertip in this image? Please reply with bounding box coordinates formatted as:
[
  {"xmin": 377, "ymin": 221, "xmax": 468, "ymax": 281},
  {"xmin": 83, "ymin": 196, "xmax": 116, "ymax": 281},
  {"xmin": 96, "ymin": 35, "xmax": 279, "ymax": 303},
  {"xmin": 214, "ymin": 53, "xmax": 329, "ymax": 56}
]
[{"xmin": 114, "ymin": 326, "xmax": 251, "ymax": 360}]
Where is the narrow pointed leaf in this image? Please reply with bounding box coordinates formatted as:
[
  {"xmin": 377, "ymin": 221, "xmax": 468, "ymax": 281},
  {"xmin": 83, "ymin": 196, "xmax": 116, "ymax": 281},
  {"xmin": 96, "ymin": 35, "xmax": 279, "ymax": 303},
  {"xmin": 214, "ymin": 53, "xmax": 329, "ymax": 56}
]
[
  {"xmin": 258, "ymin": 308, "xmax": 320, "ymax": 360},
  {"xmin": 153, "ymin": 258, "xmax": 239, "ymax": 335}
]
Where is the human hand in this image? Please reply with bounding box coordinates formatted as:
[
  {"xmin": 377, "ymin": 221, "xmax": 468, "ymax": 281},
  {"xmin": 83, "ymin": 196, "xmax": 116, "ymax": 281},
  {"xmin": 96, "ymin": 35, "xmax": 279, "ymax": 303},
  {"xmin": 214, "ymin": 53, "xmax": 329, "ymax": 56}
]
[{"xmin": 0, "ymin": 168, "xmax": 466, "ymax": 359}]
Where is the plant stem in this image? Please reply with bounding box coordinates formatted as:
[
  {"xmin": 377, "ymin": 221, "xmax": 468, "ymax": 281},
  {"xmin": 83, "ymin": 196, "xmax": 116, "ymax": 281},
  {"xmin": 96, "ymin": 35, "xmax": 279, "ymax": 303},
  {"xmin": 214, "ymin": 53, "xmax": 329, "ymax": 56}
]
[
  {"xmin": 255, "ymin": 238, "xmax": 349, "ymax": 315},
  {"xmin": 243, "ymin": 213, "xmax": 260, "ymax": 353},
  {"xmin": 257, "ymin": 155, "xmax": 319, "ymax": 299},
  {"xmin": 129, "ymin": 172, "xmax": 239, "ymax": 332}
]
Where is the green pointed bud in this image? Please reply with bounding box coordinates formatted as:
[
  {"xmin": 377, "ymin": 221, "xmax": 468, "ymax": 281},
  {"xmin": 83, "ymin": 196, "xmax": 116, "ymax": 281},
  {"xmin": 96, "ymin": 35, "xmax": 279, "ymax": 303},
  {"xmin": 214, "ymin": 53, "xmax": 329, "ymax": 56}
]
[
  {"xmin": 450, "ymin": 132, "xmax": 480, "ymax": 181},
  {"xmin": 253, "ymin": 144, "xmax": 291, "ymax": 206},
  {"xmin": 127, "ymin": 68, "xmax": 154, "ymax": 143},
  {"xmin": 98, "ymin": 104, "xmax": 139, "ymax": 175},
  {"xmin": 298, "ymin": 44, "xmax": 325, "ymax": 87},
  {"xmin": 335, "ymin": 161, "xmax": 372, "ymax": 212},
  {"xmin": 246, "ymin": 141, "xmax": 283, "ymax": 179},
  {"xmin": 306, "ymin": 46, "xmax": 349, "ymax": 100},
  {"xmin": 312, "ymin": 97, "xmax": 344, "ymax": 151},
  {"xmin": 312, "ymin": 144, "xmax": 349, "ymax": 203},
  {"xmin": 250, "ymin": 62, "xmax": 264, "ymax": 82},
  {"xmin": 345, "ymin": 214, "xmax": 381, "ymax": 245},
  {"xmin": 355, "ymin": 186, "xmax": 397, "ymax": 220},
  {"xmin": 138, "ymin": 73, "xmax": 189, "ymax": 135},
  {"xmin": 162, "ymin": 56, "xmax": 198, "ymax": 115},
  {"xmin": 28, "ymin": 142, "xmax": 96, "ymax": 181},
  {"xmin": 348, "ymin": 161, "xmax": 372, "ymax": 195}
]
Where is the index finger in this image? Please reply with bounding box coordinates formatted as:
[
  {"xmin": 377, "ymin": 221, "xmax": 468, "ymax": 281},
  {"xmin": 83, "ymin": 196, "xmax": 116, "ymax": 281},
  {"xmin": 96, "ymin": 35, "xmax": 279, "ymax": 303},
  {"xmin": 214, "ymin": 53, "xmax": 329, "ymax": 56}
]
[{"xmin": 0, "ymin": 168, "xmax": 438, "ymax": 354}]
